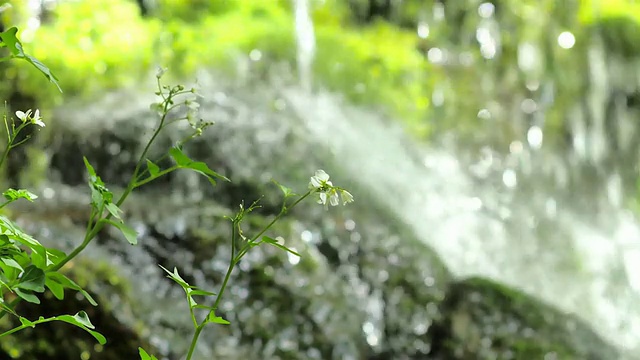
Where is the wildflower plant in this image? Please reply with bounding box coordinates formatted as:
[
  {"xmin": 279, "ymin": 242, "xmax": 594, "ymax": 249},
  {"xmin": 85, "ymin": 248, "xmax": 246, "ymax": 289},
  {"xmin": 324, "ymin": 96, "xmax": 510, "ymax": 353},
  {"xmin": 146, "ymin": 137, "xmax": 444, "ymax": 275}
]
[{"xmin": 0, "ymin": 25, "xmax": 353, "ymax": 360}]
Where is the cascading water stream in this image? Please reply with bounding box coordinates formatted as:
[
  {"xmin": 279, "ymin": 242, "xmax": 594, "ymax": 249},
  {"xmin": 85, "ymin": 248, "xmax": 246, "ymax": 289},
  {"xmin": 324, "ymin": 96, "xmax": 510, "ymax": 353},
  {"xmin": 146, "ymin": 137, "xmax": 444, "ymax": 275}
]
[
  {"xmin": 281, "ymin": 1, "xmax": 640, "ymax": 356},
  {"xmin": 292, "ymin": 0, "xmax": 315, "ymax": 92}
]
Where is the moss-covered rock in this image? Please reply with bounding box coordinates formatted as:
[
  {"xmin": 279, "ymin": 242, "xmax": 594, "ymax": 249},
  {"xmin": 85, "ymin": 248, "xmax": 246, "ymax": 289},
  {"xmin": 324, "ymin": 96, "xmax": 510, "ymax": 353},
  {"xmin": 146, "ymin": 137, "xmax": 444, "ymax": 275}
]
[{"xmin": 428, "ymin": 277, "xmax": 620, "ymax": 359}]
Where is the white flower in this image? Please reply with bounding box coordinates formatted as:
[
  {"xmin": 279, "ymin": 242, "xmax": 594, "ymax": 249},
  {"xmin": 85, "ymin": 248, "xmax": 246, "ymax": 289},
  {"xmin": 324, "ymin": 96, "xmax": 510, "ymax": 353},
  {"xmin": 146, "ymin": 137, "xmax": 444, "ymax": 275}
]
[
  {"xmin": 15, "ymin": 109, "xmax": 44, "ymax": 127},
  {"xmin": 186, "ymin": 100, "xmax": 200, "ymax": 127},
  {"xmin": 309, "ymin": 170, "xmax": 332, "ymax": 190},
  {"xmin": 155, "ymin": 66, "xmax": 167, "ymax": 79},
  {"xmin": 329, "ymin": 188, "xmax": 340, "ymax": 206},
  {"xmin": 15, "ymin": 109, "xmax": 30, "ymax": 122},
  {"xmin": 341, "ymin": 190, "xmax": 354, "ymax": 205},
  {"xmin": 316, "ymin": 188, "xmax": 340, "ymax": 209},
  {"xmin": 31, "ymin": 109, "xmax": 44, "ymax": 127}
]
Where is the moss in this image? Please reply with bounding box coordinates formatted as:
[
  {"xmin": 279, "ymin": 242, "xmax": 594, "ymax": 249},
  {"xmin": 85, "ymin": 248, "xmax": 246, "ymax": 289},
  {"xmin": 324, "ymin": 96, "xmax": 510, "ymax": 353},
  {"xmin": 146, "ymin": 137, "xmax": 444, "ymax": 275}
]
[{"xmin": 428, "ymin": 277, "xmax": 619, "ymax": 359}]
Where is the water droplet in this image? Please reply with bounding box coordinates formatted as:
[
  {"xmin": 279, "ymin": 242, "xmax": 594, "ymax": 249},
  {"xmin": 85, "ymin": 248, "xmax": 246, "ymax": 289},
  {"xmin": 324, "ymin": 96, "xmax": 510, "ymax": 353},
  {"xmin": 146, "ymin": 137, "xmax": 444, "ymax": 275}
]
[
  {"xmin": 427, "ymin": 48, "xmax": 444, "ymax": 64},
  {"xmin": 42, "ymin": 187, "xmax": 55, "ymax": 199},
  {"xmin": 521, "ymin": 98, "xmax": 537, "ymax": 114},
  {"xmin": 502, "ymin": 169, "xmax": 517, "ymax": 188},
  {"xmin": 301, "ymin": 230, "xmax": 313, "ymax": 243},
  {"xmin": 344, "ymin": 219, "xmax": 356, "ymax": 231},
  {"xmin": 287, "ymin": 250, "xmax": 300, "ymax": 265},
  {"xmin": 417, "ymin": 22, "xmax": 430, "ymax": 39},
  {"xmin": 249, "ymin": 49, "xmax": 263, "ymax": 61},
  {"xmin": 527, "ymin": 126, "xmax": 544, "ymax": 149},
  {"xmin": 478, "ymin": 108, "xmax": 492, "ymax": 119},
  {"xmin": 478, "ymin": 2, "xmax": 495, "ymax": 18},
  {"xmin": 557, "ymin": 31, "xmax": 575, "ymax": 49}
]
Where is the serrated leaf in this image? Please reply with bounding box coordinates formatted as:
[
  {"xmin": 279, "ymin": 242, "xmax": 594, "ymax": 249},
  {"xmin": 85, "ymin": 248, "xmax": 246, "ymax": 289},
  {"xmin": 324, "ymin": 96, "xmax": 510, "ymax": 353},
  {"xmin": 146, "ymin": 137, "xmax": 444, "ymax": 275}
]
[
  {"xmin": 103, "ymin": 219, "xmax": 138, "ymax": 245},
  {"xmin": 189, "ymin": 289, "xmax": 216, "ymax": 297},
  {"xmin": 55, "ymin": 312, "xmax": 106, "ymax": 344},
  {"xmin": 272, "ymin": 179, "xmax": 293, "ymax": 197},
  {"xmin": 169, "ymin": 147, "xmax": 229, "ymax": 183},
  {"xmin": 206, "ymin": 312, "xmax": 230, "ymax": 325},
  {"xmin": 146, "ymin": 159, "xmax": 160, "ymax": 177},
  {"xmin": 14, "ymin": 288, "xmax": 39, "ymax": 304},
  {"xmin": 138, "ymin": 347, "xmax": 159, "ymax": 360},
  {"xmin": 83, "ymin": 157, "xmax": 99, "ymax": 183},
  {"xmin": 3, "ymin": 188, "xmax": 37, "ymax": 202},
  {"xmin": 105, "ymin": 202, "xmax": 123, "ymax": 221},
  {"xmin": 15, "ymin": 265, "xmax": 45, "ymax": 292},
  {"xmin": 158, "ymin": 265, "xmax": 189, "ymax": 288},
  {"xmin": 261, "ymin": 236, "xmax": 301, "ymax": 257}
]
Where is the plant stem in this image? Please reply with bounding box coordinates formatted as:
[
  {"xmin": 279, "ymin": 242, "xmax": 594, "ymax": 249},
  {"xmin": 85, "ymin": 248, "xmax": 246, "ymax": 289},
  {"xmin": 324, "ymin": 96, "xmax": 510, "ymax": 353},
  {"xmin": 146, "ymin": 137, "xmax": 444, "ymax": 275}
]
[
  {"xmin": 250, "ymin": 191, "xmax": 310, "ymax": 243},
  {"xmin": 185, "ymin": 324, "xmax": 204, "ymax": 360}
]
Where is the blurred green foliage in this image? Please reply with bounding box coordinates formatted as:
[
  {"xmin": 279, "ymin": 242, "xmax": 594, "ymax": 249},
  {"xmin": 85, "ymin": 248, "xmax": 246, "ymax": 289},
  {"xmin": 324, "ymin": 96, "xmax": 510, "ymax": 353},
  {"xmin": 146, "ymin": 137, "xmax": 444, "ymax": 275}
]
[
  {"xmin": 0, "ymin": 0, "xmax": 433, "ymax": 135},
  {"xmin": 1, "ymin": 0, "xmax": 640, "ymax": 139}
]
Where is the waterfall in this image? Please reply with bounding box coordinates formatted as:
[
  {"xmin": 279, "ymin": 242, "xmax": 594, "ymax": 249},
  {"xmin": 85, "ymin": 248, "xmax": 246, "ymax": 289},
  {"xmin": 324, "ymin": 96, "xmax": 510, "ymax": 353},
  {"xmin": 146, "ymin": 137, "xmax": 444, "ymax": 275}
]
[{"xmin": 292, "ymin": 0, "xmax": 316, "ymax": 92}]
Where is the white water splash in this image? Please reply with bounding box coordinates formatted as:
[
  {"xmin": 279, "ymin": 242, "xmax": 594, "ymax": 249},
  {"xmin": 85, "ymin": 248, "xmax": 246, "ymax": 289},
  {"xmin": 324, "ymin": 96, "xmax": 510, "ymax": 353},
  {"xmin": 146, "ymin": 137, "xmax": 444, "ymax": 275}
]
[{"xmin": 292, "ymin": 0, "xmax": 316, "ymax": 92}]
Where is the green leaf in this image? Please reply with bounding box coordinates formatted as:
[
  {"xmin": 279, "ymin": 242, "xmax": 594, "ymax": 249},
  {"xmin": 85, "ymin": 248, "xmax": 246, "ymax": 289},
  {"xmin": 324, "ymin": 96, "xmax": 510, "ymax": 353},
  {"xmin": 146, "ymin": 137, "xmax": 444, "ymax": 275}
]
[
  {"xmin": 105, "ymin": 202, "xmax": 123, "ymax": 221},
  {"xmin": 15, "ymin": 265, "xmax": 45, "ymax": 292},
  {"xmin": 261, "ymin": 236, "xmax": 301, "ymax": 257},
  {"xmin": 55, "ymin": 312, "xmax": 106, "ymax": 345},
  {"xmin": 23, "ymin": 54, "xmax": 62, "ymax": 92},
  {"xmin": 146, "ymin": 159, "xmax": 160, "ymax": 177},
  {"xmin": 189, "ymin": 289, "xmax": 216, "ymax": 297},
  {"xmin": 272, "ymin": 179, "xmax": 294, "ymax": 198},
  {"xmin": 19, "ymin": 316, "xmax": 34, "ymax": 328},
  {"xmin": 46, "ymin": 272, "xmax": 98, "ymax": 306},
  {"xmin": 3, "ymin": 188, "xmax": 37, "ymax": 202},
  {"xmin": 138, "ymin": 347, "xmax": 158, "ymax": 360},
  {"xmin": 71, "ymin": 310, "xmax": 95, "ymax": 329},
  {"xmin": 102, "ymin": 219, "xmax": 138, "ymax": 245},
  {"xmin": 206, "ymin": 312, "xmax": 230, "ymax": 325},
  {"xmin": 14, "ymin": 288, "xmax": 39, "ymax": 304},
  {"xmin": 0, "ymin": 27, "xmax": 61, "ymax": 92},
  {"xmin": 1, "ymin": 257, "xmax": 23, "ymax": 272},
  {"xmin": 169, "ymin": 147, "xmax": 230, "ymax": 183},
  {"xmin": 0, "ymin": 28, "xmax": 24, "ymax": 57},
  {"xmin": 158, "ymin": 265, "xmax": 189, "ymax": 289},
  {"xmin": 45, "ymin": 275, "xmax": 65, "ymax": 300}
]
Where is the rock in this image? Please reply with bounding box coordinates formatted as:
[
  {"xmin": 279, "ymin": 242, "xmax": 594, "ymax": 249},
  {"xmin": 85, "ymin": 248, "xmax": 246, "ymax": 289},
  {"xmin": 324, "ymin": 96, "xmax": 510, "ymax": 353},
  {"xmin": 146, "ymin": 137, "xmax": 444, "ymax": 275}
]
[{"xmin": 428, "ymin": 277, "xmax": 620, "ymax": 360}]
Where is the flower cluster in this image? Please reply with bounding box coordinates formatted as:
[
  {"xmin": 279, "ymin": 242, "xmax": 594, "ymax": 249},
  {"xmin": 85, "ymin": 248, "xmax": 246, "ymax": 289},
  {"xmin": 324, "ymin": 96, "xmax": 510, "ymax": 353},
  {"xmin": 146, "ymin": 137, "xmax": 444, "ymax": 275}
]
[
  {"xmin": 15, "ymin": 109, "xmax": 45, "ymax": 127},
  {"xmin": 308, "ymin": 170, "xmax": 354, "ymax": 208}
]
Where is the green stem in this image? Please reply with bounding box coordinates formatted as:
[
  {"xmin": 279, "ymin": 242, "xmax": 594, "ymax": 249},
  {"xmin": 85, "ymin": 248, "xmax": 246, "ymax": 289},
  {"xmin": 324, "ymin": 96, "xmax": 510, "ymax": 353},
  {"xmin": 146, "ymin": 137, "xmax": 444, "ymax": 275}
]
[
  {"xmin": 51, "ymin": 96, "xmax": 173, "ymax": 271},
  {"xmin": 183, "ymin": 191, "xmax": 313, "ymax": 359},
  {"xmin": 0, "ymin": 315, "xmax": 60, "ymax": 337},
  {"xmin": 185, "ymin": 324, "xmax": 205, "ymax": 360},
  {"xmin": 133, "ymin": 166, "xmax": 179, "ymax": 189},
  {"xmin": 250, "ymin": 191, "xmax": 310, "ymax": 243}
]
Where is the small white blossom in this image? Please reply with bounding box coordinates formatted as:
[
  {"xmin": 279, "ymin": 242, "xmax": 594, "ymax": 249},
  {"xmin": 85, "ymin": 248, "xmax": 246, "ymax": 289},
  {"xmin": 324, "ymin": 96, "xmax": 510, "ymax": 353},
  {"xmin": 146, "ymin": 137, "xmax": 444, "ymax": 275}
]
[
  {"xmin": 309, "ymin": 170, "xmax": 332, "ymax": 190},
  {"xmin": 31, "ymin": 109, "xmax": 44, "ymax": 127},
  {"xmin": 15, "ymin": 109, "xmax": 44, "ymax": 127},
  {"xmin": 309, "ymin": 170, "xmax": 354, "ymax": 209},
  {"xmin": 186, "ymin": 100, "xmax": 200, "ymax": 127},
  {"xmin": 15, "ymin": 110, "xmax": 29, "ymax": 122},
  {"xmin": 341, "ymin": 190, "xmax": 354, "ymax": 205},
  {"xmin": 155, "ymin": 66, "xmax": 167, "ymax": 79}
]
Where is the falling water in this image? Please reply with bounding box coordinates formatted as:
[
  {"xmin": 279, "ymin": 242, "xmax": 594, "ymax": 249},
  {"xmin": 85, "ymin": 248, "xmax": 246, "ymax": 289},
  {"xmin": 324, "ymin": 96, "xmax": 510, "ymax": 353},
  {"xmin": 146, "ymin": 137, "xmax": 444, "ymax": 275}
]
[
  {"xmin": 292, "ymin": 0, "xmax": 315, "ymax": 92},
  {"xmin": 282, "ymin": 1, "xmax": 640, "ymax": 357}
]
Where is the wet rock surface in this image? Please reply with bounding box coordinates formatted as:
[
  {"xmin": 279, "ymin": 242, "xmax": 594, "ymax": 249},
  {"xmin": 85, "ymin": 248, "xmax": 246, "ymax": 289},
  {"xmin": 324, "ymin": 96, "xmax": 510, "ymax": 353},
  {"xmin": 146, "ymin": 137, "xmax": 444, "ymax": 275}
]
[{"xmin": 2, "ymin": 74, "xmax": 623, "ymax": 359}]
